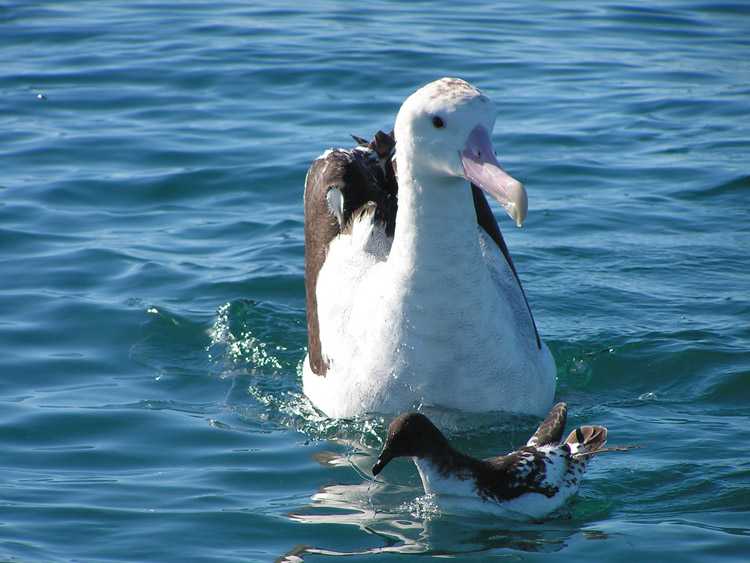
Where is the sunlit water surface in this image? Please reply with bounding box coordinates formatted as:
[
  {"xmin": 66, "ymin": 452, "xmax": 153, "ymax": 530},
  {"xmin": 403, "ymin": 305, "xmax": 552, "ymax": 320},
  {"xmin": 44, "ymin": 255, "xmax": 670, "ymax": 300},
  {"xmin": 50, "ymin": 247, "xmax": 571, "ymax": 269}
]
[{"xmin": 2, "ymin": 1, "xmax": 749, "ymax": 561}]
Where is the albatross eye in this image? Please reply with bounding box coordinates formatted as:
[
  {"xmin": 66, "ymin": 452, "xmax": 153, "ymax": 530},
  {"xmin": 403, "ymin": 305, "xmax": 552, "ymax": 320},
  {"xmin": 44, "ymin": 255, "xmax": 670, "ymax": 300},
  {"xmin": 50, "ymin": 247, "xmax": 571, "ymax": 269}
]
[{"xmin": 431, "ymin": 116, "xmax": 445, "ymax": 129}]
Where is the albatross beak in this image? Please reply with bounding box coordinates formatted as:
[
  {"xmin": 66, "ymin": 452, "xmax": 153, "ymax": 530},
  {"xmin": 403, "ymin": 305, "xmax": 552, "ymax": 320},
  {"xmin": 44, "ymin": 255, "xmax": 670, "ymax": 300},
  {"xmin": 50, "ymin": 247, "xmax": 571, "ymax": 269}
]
[{"xmin": 461, "ymin": 125, "xmax": 528, "ymax": 227}]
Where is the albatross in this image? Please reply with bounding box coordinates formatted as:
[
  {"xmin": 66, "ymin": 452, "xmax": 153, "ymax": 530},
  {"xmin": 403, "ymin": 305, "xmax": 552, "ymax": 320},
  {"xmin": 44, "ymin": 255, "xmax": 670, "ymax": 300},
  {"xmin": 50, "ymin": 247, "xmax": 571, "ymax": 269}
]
[{"xmin": 302, "ymin": 78, "xmax": 556, "ymax": 418}]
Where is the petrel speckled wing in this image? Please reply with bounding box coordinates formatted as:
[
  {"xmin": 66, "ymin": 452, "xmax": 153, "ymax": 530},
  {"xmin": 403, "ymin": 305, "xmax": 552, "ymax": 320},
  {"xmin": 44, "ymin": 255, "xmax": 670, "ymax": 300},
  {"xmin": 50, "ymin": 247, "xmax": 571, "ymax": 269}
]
[{"xmin": 527, "ymin": 402, "xmax": 568, "ymax": 447}]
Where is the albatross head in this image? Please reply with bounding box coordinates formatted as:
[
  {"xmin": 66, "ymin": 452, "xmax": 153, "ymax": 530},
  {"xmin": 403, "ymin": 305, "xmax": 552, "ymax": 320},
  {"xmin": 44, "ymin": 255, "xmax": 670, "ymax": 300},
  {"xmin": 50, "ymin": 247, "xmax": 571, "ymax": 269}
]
[{"xmin": 394, "ymin": 77, "xmax": 528, "ymax": 227}]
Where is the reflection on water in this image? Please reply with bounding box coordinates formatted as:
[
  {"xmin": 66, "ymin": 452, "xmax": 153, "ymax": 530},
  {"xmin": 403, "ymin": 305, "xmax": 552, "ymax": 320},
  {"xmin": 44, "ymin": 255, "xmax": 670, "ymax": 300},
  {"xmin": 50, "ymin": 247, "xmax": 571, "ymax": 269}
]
[
  {"xmin": 282, "ymin": 448, "xmax": 607, "ymax": 559},
  {"xmin": 286, "ymin": 481, "xmax": 429, "ymax": 557}
]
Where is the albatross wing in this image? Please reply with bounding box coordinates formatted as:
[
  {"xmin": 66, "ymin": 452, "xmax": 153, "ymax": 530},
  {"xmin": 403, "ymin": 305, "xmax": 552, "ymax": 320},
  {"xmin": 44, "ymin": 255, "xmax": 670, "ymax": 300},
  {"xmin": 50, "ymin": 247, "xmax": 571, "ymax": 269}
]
[{"xmin": 303, "ymin": 132, "xmax": 397, "ymax": 375}]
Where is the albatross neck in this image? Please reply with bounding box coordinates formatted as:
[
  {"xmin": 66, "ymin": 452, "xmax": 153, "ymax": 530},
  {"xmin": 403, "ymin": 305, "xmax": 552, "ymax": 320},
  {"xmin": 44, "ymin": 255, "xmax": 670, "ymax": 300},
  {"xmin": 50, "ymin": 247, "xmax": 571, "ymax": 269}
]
[{"xmin": 389, "ymin": 158, "xmax": 483, "ymax": 281}]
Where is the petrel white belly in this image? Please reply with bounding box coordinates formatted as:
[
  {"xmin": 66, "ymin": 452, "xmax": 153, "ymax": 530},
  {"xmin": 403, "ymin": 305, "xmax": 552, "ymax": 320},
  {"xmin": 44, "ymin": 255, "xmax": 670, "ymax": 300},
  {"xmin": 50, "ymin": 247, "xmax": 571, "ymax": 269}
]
[
  {"xmin": 413, "ymin": 446, "xmax": 583, "ymax": 520},
  {"xmin": 302, "ymin": 214, "xmax": 556, "ymax": 419}
]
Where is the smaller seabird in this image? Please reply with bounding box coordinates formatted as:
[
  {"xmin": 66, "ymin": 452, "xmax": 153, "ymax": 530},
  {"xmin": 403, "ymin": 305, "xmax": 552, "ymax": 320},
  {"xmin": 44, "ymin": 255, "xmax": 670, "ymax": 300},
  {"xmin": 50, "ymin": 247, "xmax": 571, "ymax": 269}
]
[{"xmin": 372, "ymin": 403, "xmax": 634, "ymax": 519}]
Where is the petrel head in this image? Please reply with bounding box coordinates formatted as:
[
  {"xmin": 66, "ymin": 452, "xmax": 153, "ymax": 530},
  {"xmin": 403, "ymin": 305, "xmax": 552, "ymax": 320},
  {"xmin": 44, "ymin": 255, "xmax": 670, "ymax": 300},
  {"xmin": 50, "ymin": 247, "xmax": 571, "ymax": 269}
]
[
  {"xmin": 393, "ymin": 77, "xmax": 527, "ymax": 227},
  {"xmin": 372, "ymin": 412, "xmax": 450, "ymax": 476}
]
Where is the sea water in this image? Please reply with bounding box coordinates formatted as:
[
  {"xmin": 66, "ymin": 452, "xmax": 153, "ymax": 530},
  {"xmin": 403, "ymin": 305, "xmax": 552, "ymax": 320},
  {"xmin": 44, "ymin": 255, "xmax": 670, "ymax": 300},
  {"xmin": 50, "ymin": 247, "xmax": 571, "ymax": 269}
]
[{"xmin": 1, "ymin": 1, "xmax": 749, "ymax": 560}]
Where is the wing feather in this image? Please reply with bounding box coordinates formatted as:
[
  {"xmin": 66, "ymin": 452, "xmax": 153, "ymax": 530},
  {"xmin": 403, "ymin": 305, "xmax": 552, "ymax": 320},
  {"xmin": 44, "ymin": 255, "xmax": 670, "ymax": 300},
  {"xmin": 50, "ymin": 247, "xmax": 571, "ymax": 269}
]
[{"xmin": 303, "ymin": 134, "xmax": 397, "ymax": 375}]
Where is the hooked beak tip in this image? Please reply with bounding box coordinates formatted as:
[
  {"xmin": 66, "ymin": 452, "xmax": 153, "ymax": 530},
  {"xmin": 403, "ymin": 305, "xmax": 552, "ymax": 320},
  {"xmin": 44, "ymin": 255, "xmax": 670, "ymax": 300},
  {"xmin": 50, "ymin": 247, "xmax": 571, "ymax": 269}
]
[{"xmin": 507, "ymin": 180, "xmax": 527, "ymax": 227}]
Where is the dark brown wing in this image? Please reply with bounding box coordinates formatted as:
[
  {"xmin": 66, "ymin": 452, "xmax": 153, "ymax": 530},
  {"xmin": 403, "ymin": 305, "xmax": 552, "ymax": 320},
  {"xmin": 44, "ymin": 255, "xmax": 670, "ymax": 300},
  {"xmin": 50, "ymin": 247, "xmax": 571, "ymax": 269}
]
[
  {"xmin": 303, "ymin": 134, "xmax": 397, "ymax": 376},
  {"xmin": 526, "ymin": 402, "xmax": 568, "ymax": 447}
]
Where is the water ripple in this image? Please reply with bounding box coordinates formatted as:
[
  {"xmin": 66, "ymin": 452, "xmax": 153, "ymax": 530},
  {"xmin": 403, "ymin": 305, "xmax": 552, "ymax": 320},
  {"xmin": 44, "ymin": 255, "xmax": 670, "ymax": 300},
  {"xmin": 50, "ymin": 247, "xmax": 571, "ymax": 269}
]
[{"xmin": 1, "ymin": 0, "xmax": 749, "ymax": 560}]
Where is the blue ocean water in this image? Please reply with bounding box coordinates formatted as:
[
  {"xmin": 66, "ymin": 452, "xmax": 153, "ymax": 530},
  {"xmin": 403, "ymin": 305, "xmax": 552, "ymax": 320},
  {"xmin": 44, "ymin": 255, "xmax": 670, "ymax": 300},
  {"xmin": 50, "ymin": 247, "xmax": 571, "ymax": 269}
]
[{"xmin": 2, "ymin": 0, "xmax": 749, "ymax": 560}]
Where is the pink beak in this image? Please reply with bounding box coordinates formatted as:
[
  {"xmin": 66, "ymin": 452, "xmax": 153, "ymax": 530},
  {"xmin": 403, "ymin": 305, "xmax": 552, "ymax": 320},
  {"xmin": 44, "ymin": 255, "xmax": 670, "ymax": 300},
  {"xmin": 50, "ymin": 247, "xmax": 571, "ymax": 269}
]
[{"xmin": 460, "ymin": 126, "xmax": 528, "ymax": 227}]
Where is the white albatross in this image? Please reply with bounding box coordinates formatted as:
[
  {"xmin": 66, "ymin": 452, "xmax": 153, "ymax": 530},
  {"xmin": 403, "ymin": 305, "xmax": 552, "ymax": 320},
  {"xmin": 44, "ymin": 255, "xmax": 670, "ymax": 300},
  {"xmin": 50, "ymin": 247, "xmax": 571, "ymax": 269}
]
[{"xmin": 302, "ymin": 78, "xmax": 556, "ymax": 418}]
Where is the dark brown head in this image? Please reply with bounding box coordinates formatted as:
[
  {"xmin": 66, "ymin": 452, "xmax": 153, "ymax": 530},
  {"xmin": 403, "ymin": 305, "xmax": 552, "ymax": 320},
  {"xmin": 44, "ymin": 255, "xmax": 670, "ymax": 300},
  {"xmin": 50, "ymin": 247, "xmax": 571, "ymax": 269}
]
[{"xmin": 372, "ymin": 412, "xmax": 450, "ymax": 476}]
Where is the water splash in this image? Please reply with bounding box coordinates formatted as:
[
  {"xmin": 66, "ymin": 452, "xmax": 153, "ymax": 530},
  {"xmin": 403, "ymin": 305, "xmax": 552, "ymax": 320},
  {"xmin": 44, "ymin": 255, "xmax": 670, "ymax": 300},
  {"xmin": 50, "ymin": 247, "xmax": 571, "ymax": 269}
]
[
  {"xmin": 206, "ymin": 300, "xmax": 390, "ymax": 447},
  {"xmin": 207, "ymin": 301, "xmax": 283, "ymax": 372},
  {"xmin": 400, "ymin": 494, "xmax": 441, "ymax": 521}
]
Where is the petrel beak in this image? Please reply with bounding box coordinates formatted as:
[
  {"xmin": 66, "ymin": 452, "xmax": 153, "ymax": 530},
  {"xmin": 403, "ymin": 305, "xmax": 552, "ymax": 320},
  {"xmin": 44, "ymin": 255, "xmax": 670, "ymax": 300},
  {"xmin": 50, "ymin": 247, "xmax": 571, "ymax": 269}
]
[
  {"xmin": 372, "ymin": 452, "xmax": 393, "ymax": 476},
  {"xmin": 460, "ymin": 125, "xmax": 528, "ymax": 227}
]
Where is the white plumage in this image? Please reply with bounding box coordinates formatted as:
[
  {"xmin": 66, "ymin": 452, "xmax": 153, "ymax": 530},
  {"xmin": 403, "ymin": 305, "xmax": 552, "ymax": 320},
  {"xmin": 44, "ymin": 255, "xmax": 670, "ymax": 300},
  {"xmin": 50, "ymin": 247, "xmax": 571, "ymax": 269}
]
[
  {"xmin": 303, "ymin": 78, "xmax": 556, "ymax": 418},
  {"xmin": 412, "ymin": 444, "xmax": 586, "ymax": 520}
]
